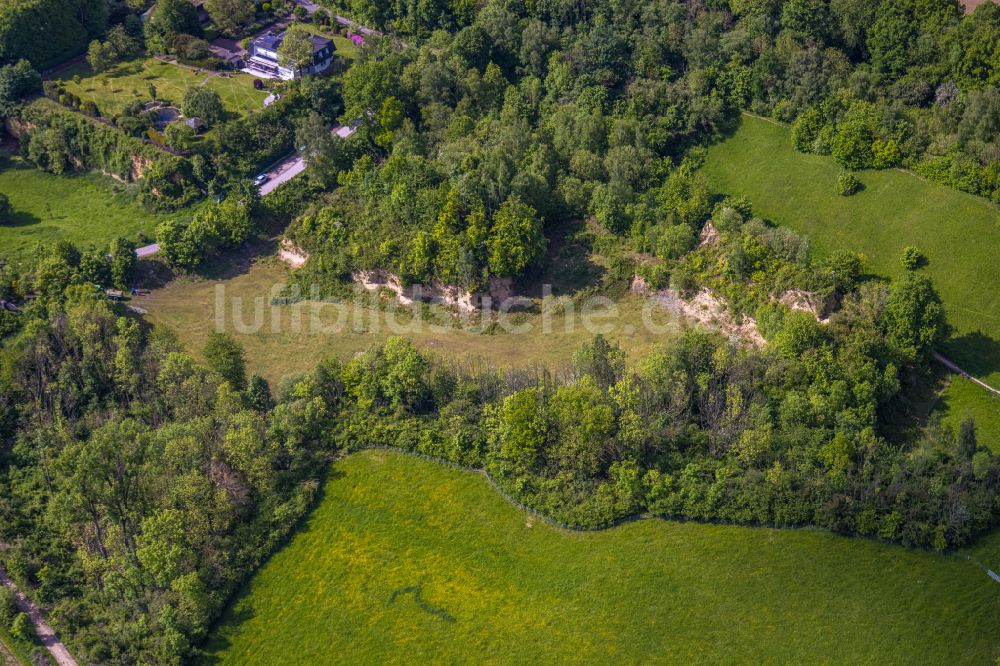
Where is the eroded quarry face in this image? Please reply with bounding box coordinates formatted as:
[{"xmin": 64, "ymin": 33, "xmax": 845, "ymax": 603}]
[{"xmin": 961, "ymin": 0, "xmax": 997, "ymax": 14}]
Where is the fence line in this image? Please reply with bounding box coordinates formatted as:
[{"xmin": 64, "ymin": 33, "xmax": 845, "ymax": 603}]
[
  {"xmin": 349, "ymin": 445, "xmax": 1000, "ymax": 586},
  {"xmin": 352, "ymin": 445, "xmax": 651, "ymax": 533}
]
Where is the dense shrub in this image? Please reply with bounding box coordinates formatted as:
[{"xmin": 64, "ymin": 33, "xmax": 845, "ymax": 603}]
[
  {"xmin": 900, "ymin": 246, "xmax": 926, "ymax": 270},
  {"xmin": 837, "ymin": 171, "xmax": 860, "ymax": 196},
  {"xmin": 9, "ymin": 612, "xmax": 33, "ymax": 642},
  {"xmin": 0, "ymin": 59, "xmax": 39, "ymax": 115},
  {"xmin": 0, "ymin": 267, "xmax": 338, "ymax": 662},
  {"xmin": 0, "ymin": 0, "xmax": 107, "ymax": 68},
  {"xmin": 17, "ymin": 103, "xmax": 204, "ymax": 209},
  {"xmin": 182, "ymin": 87, "xmax": 224, "ymax": 127},
  {"xmin": 791, "ymin": 107, "xmax": 824, "ymax": 152},
  {"xmin": 157, "ymin": 190, "xmax": 260, "ymax": 268},
  {"xmin": 832, "ymin": 121, "xmax": 874, "ymax": 170}
]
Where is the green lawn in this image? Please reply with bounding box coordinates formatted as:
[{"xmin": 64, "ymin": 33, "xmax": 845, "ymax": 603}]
[
  {"xmin": 330, "ymin": 35, "xmax": 360, "ymax": 60},
  {"xmin": 142, "ymin": 259, "xmax": 682, "ymax": 386},
  {"xmin": 202, "ymin": 449, "xmax": 1000, "ymax": 664},
  {"xmin": 293, "ymin": 23, "xmax": 361, "ymax": 59},
  {"xmin": 51, "ymin": 58, "xmax": 267, "ymax": 118},
  {"xmin": 936, "ymin": 375, "xmax": 1000, "ymax": 453},
  {"xmin": 703, "ymin": 114, "xmax": 1000, "ymax": 444},
  {"xmin": 0, "ymin": 156, "xmax": 193, "ymax": 263},
  {"xmin": 703, "ymin": 115, "xmax": 1000, "ymax": 376}
]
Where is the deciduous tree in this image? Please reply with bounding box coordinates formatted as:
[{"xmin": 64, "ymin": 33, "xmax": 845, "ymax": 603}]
[
  {"xmin": 204, "ymin": 332, "xmax": 247, "ymax": 390},
  {"xmin": 181, "ymin": 87, "xmax": 224, "ymax": 126},
  {"xmin": 277, "ymin": 25, "xmax": 315, "ymax": 73},
  {"xmin": 204, "ymin": 0, "xmax": 255, "ymax": 36},
  {"xmin": 486, "ymin": 196, "xmax": 545, "ymax": 278}
]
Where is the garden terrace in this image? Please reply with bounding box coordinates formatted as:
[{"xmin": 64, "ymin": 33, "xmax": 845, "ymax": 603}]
[{"xmin": 48, "ymin": 58, "xmax": 267, "ymax": 119}]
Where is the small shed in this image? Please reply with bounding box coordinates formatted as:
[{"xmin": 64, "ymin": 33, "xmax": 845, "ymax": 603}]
[
  {"xmin": 185, "ymin": 117, "xmax": 205, "ymax": 133},
  {"xmin": 105, "ymin": 289, "xmax": 124, "ymax": 301}
]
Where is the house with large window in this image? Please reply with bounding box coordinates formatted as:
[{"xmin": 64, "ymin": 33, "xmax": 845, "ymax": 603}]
[{"xmin": 244, "ymin": 30, "xmax": 335, "ymax": 80}]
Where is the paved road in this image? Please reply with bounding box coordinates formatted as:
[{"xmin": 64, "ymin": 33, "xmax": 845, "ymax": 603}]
[
  {"xmin": 335, "ymin": 14, "xmax": 380, "ymax": 36},
  {"xmin": 259, "ymin": 153, "xmax": 306, "ymax": 195},
  {"xmin": 136, "ymin": 243, "xmax": 160, "ymax": 258},
  {"xmin": 0, "ymin": 567, "xmax": 78, "ymax": 666},
  {"xmin": 290, "ymin": 0, "xmax": 380, "ymax": 35}
]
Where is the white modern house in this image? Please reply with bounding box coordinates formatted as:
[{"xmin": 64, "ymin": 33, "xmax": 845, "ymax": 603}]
[{"xmin": 244, "ymin": 30, "xmax": 335, "ymax": 80}]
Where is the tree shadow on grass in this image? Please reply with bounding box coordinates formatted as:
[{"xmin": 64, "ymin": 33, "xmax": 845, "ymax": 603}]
[
  {"xmin": 942, "ymin": 331, "xmax": 1000, "ymax": 379},
  {"xmin": 521, "ymin": 218, "xmax": 606, "ymax": 298},
  {"xmin": 1, "ymin": 209, "xmax": 42, "ymax": 228},
  {"xmin": 137, "ymin": 257, "xmax": 174, "ymax": 289},
  {"xmin": 194, "ymin": 237, "xmax": 280, "ymax": 282},
  {"xmin": 845, "ymin": 180, "xmax": 867, "ymax": 196},
  {"xmin": 880, "ymin": 365, "xmax": 949, "ymax": 444},
  {"xmin": 388, "ymin": 585, "xmax": 456, "ymax": 623},
  {"xmin": 196, "ymin": 604, "xmax": 255, "ymax": 663},
  {"xmin": 104, "ymin": 61, "xmax": 145, "ymax": 80},
  {"xmin": 923, "ymin": 370, "xmax": 989, "ymax": 431}
]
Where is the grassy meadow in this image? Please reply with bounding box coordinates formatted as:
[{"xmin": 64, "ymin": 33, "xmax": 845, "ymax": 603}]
[
  {"xmin": 202, "ymin": 449, "xmax": 1000, "ymax": 664},
  {"xmin": 51, "ymin": 58, "xmax": 267, "ymax": 118},
  {"xmin": 936, "ymin": 375, "xmax": 1000, "ymax": 453},
  {"xmin": 141, "ymin": 258, "xmax": 682, "ymax": 386},
  {"xmin": 702, "ymin": 115, "xmax": 1000, "ymax": 376},
  {"xmin": 0, "ymin": 155, "xmax": 192, "ymax": 263},
  {"xmin": 703, "ymin": 114, "xmax": 1000, "ymax": 443},
  {"xmin": 330, "ymin": 35, "xmax": 361, "ymax": 60}
]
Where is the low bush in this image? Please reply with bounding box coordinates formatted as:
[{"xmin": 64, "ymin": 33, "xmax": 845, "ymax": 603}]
[
  {"xmin": 900, "ymin": 246, "xmax": 926, "ymax": 270},
  {"xmin": 837, "ymin": 171, "xmax": 860, "ymax": 196}
]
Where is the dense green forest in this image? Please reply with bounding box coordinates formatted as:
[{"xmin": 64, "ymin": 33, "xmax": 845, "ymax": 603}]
[
  {"xmin": 0, "ymin": 231, "xmax": 996, "ymax": 663},
  {"xmin": 0, "ymin": 0, "xmax": 999, "ymax": 663},
  {"xmin": 0, "ymin": 0, "xmax": 109, "ymax": 68},
  {"xmin": 0, "ymin": 270, "xmax": 333, "ymax": 663},
  {"xmin": 277, "ymin": 0, "xmax": 1000, "ymax": 296}
]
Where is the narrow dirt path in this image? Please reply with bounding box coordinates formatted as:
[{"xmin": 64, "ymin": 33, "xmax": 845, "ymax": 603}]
[
  {"xmin": 0, "ymin": 568, "xmax": 77, "ymax": 666},
  {"xmin": 933, "ymin": 352, "xmax": 1000, "ymax": 398}
]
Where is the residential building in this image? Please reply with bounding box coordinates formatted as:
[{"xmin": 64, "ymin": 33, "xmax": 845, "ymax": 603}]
[{"xmin": 245, "ymin": 30, "xmax": 335, "ymax": 80}]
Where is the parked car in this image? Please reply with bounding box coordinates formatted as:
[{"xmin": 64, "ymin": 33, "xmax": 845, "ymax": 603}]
[{"xmin": 254, "ymin": 173, "xmax": 270, "ymax": 186}]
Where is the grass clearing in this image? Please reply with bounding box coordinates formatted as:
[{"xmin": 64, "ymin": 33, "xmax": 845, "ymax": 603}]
[
  {"xmin": 141, "ymin": 257, "xmax": 683, "ymax": 386},
  {"xmin": 702, "ymin": 114, "xmax": 1000, "ymax": 441},
  {"xmin": 294, "ymin": 23, "xmax": 361, "ymax": 59},
  {"xmin": 330, "ymin": 35, "xmax": 361, "ymax": 59},
  {"xmin": 202, "ymin": 449, "xmax": 1000, "ymax": 664},
  {"xmin": 702, "ymin": 114, "xmax": 1000, "ymax": 381},
  {"xmin": 51, "ymin": 58, "xmax": 267, "ymax": 118},
  {"xmin": 0, "ymin": 155, "xmax": 193, "ymax": 263},
  {"xmin": 936, "ymin": 375, "xmax": 1000, "ymax": 453}
]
